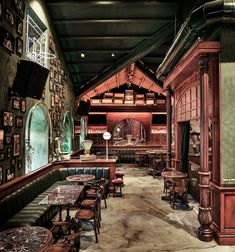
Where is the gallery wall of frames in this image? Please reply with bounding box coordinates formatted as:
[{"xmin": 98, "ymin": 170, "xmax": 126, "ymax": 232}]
[{"xmin": 0, "ymin": 0, "xmax": 77, "ymax": 185}]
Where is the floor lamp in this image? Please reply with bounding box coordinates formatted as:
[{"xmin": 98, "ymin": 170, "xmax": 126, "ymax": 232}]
[{"xmin": 103, "ymin": 131, "xmax": 111, "ymax": 160}]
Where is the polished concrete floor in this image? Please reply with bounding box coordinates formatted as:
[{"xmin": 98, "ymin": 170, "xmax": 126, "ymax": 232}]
[{"xmin": 72, "ymin": 166, "xmax": 235, "ymax": 252}]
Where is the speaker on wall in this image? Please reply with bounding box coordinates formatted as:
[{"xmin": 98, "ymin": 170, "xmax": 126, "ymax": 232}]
[
  {"xmin": 11, "ymin": 60, "xmax": 49, "ymax": 100},
  {"xmin": 77, "ymin": 100, "xmax": 91, "ymax": 116}
]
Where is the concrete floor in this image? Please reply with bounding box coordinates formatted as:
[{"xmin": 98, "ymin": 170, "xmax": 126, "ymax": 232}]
[{"xmin": 72, "ymin": 167, "xmax": 235, "ymax": 252}]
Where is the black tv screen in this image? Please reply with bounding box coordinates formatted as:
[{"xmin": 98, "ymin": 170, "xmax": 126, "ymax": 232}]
[
  {"xmin": 152, "ymin": 114, "xmax": 166, "ymax": 125},
  {"xmin": 11, "ymin": 60, "xmax": 49, "ymax": 100},
  {"xmin": 88, "ymin": 114, "xmax": 107, "ymax": 125},
  {"xmin": 77, "ymin": 100, "xmax": 91, "ymax": 116}
]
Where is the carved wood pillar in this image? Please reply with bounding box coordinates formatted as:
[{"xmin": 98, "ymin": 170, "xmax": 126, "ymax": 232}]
[
  {"xmin": 166, "ymin": 88, "xmax": 172, "ymax": 168},
  {"xmin": 198, "ymin": 54, "xmax": 213, "ymax": 242}
]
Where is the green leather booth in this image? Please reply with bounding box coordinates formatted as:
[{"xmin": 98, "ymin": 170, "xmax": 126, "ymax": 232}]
[{"xmin": 0, "ymin": 167, "xmax": 110, "ymax": 230}]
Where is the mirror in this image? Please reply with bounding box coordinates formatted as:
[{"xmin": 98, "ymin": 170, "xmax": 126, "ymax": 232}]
[{"xmin": 113, "ymin": 118, "xmax": 146, "ymax": 145}]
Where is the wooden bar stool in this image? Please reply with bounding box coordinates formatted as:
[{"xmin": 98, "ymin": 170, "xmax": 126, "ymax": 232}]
[
  {"xmin": 112, "ymin": 178, "xmax": 123, "ymax": 197},
  {"xmin": 43, "ymin": 243, "xmax": 77, "ymax": 252}
]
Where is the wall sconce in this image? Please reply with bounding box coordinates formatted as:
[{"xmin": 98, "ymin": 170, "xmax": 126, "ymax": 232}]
[{"xmin": 103, "ymin": 131, "xmax": 111, "ymax": 160}]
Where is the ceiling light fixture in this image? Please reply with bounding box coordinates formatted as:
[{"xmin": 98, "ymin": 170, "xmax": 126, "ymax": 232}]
[
  {"xmin": 111, "ymin": 53, "xmax": 115, "ymax": 57},
  {"xmin": 81, "ymin": 53, "xmax": 85, "ymax": 58}
]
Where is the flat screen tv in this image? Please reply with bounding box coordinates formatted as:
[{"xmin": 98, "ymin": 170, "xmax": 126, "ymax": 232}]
[
  {"xmin": 88, "ymin": 114, "xmax": 107, "ymax": 125},
  {"xmin": 152, "ymin": 114, "xmax": 167, "ymax": 125},
  {"xmin": 11, "ymin": 60, "xmax": 49, "ymax": 100}
]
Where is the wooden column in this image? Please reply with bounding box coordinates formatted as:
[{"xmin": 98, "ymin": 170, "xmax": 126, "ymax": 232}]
[
  {"xmin": 166, "ymin": 88, "xmax": 172, "ymax": 168},
  {"xmin": 198, "ymin": 54, "xmax": 213, "ymax": 242}
]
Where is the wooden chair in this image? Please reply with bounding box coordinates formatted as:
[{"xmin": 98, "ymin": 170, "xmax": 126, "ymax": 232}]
[
  {"xmin": 75, "ymin": 197, "xmax": 100, "ymax": 243},
  {"xmin": 51, "ymin": 218, "xmax": 82, "ymax": 251},
  {"xmin": 169, "ymin": 178, "xmax": 189, "ymax": 210}
]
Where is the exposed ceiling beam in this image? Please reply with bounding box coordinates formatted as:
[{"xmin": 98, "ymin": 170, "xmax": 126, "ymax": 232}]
[
  {"xmin": 59, "ymin": 35, "xmax": 150, "ymax": 40},
  {"xmin": 135, "ymin": 60, "xmax": 163, "ymax": 87},
  {"xmin": 53, "ymin": 18, "xmax": 174, "ymax": 24},
  {"xmin": 47, "ymin": 1, "xmax": 181, "ymax": 6},
  {"xmin": 64, "ymin": 49, "xmax": 130, "ymax": 54},
  {"xmin": 77, "ymin": 23, "xmax": 172, "ymax": 98},
  {"xmin": 67, "ymin": 62, "xmax": 113, "ymax": 66}
]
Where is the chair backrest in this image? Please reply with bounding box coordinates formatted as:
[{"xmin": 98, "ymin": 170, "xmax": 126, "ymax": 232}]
[{"xmin": 173, "ymin": 178, "xmax": 188, "ymax": 193}]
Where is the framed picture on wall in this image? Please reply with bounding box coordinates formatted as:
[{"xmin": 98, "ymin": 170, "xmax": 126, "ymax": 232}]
[
  {"xmin": 0, "ymin": 27, "xmax": 14, "ymax": 54},
  {"xmin": 21, "ymin": 99, "xmax": 26, "ymax": 113},
  {"xmin": 6, "ymin": 147, "xmax": 11, "ymax": 158},
  {"xmin": 6, "ymin": 167, "xmax": 15, "ymax": 182},
  {"xmin": 3, "ymin": 111, "xmax": 13, "ymax": 127},
  {"xmin": 15, "ymin": 116, "xmax": 23, "ymax": 128},
  {"xmin": 12, "ymin": 133, "xmax": 20, "ymax": 157},
  {"xmin": 49, "ymin": 36, "xmax": 55, "ymax": 52},
  {"xmin": 0, "ymin": 153, "xmax": 4, "ymax": 161},
  {"xmin": 51, "ymin": 95, "xmax": 55, "ymax": 108},
  {"xmin": 4, "ymin": 7, "xmax": 15, "ymax": 26},
  {"xmin": 12, "ymin": 98, "xmax": 20, "ymax": 110},
  {"xmin": 0, "ymin": 130, "xmax": 4, "ymax": 150},
  {"xmin": 0, "ymin": 166, "xmax": 2, "ymax": 185},
  {"xmin": 5, "ymin": 135, "xmax": 12, "ymax": 145},
  {"xmin": 12, "ymin": 0, "xmax": 25, "ymax": 18},
  {"xmin": 16, "ymin": 37, "xmax": 23, "ymax": 56},
  {"xmin": 16, "ymin": 17, "xmax": 23, "ymax": 36},
  {"xmin": 17, "ymin": 159, "xmax": 22, "ymax": 169},
  {"xmin": 49, "ymin": 79, "xmax": 53, "ymax": 91}
]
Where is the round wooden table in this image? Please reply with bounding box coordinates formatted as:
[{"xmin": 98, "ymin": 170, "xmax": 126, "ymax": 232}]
[
  {"xmin": 0, "ymin": 226, "xmax": 52, "ymax": 252},
  {"xmin": 161, "ymin": 170, "xmax": 188, "ymax": 179},
  {"xmin": 66, "ymin": 174, "xmax": 96, "ymax": 184},
  {"xmin": 43, "ymin": 243, "xmax": 76, "ymax": 252}
]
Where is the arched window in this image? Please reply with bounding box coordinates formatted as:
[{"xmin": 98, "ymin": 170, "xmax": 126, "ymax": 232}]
[{"xmin": 25, "ymin": 102, "xmax": 52, "ymax": 173}]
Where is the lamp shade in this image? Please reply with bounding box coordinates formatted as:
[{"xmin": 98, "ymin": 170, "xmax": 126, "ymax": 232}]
[{"xmin": 103, "ymin": 131, "xmax": 111, "ymax": 140}]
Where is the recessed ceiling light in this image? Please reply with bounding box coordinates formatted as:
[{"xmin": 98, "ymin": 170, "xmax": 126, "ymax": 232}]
[
  {"xmin": 111, "ymin": 53, "xmax": 115, "ymax": 57},
  {"xmin": 81, "ymin": 53, "xmax": 85, "ymax": 58}
]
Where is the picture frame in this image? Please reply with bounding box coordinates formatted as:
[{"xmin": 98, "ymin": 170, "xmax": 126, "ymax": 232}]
[
  {"xmin": 53, "ymin": 113, "xmax": 57, "ymax": 127},
  {"xmin": 55, "ymin": 94, "xmax": 59, "ymax": 104},
  {"xmin": 21, "ymin": 99, "xmax": 26, "ymax": 113},
  {"xmin": 50, "ymin": 67, "xmax": 53, "ymax": 78},
  {"xmin": 6, "ymin": 147, "xmax": 11, "ymax": 158},
  {"xmin": 12, "ymin": 133, "xmax": 20, "ymax": 157},
  {"xmin": 5, "ymin": 135, "xmax": 12, "ymax": 145},
  {"xmin": 12, "ymin": 98, "xmax": 20, "ymax": 110},
  {"xmin": 16, "ymin": 37, "xmax": 23, "ymax": 56},
  {"xmin": 16, "ymin": 17, "xmax": 23, "ymax": 36},
  {"xmin": 12, "ymin": 0, "xmax": 25, "ymax": 18},
  {"xmin": 3, "ymin": 111, "xmax": 13, "ymax": 127},
  {"xmin": 54, "ymin": 70, "xmax": 58, "ymax": 83},
  {"xmin": 15, "ymin": 116, "xmax": 23, "ymax": 128},
  {"xmin": 6, "ymin": 167, "xmax": 15, "ymax": 182},
  {"xmin": 51, "ymin": 95, "xmax": 55, "ymax": 108},
  {"xmin": 0, "ymin": 166, "xmax": 2, "ymax": 185},
  {"xmin": 0, "ymin": 153, "xmax": 4, "ymax": 161},
  {"xmin": 17, "ymin": 159, "xmax": 22, "ymax": 169},
  {"xmin": 0, "ymin": 130, "xmax": 4, "ymax": 150},
  {"xmin": 4, "ymin": 7, "xmax": 15, "ymax": 26},
  {"xmin": 11, "ymin": 159, "xmax": 15, "ymax": 166},
  {"xmin": 49, "ymin": 35, "xmax": 55, "ymax": 53},
  {"xmin": 49, "ymin": 79, "xmax": 53, "ymax": 91},
  {"xmin": 0, "ymin": 27, "xmax": 14, "ymax": 54}
]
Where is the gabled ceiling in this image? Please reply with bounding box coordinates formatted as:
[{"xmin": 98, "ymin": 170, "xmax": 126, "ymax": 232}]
[{"xmin": 45, "ymin": 0, "xmax": 196, "ymax": 99}]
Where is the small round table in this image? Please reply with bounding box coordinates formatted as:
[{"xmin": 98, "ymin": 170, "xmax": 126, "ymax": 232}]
[
  {"xmin": 43, "ymin": 243, "xmax": 76, "ymax": 252},
  {"xmin": 0, "ymin": 226, "xmax": 53, "ymax": 252},
  {"xmin": 66, "ymin": 174, "xmax": 96, "ymax": 184},
  {"xmin": 161, "ymin": 171, "xmax": 188, "ymax": 179}
]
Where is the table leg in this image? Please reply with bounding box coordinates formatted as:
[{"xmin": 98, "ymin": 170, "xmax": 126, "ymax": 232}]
[
  {"xmin": 59, "ymin": 205, "xmax": 63, "ymax": 221},
  {"xmin": 66, "ymin": 205, "xmax": 71, "ymax": 221}
]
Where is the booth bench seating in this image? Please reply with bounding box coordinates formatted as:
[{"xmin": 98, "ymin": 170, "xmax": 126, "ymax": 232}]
[{"xmin": 0, "ymin": 167, "xmax": 110, "ymax": 230}]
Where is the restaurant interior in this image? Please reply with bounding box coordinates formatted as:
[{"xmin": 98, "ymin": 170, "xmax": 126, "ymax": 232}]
[{"xmin": 0, "ymin": 0, "xmax": 235, "ymax": 251}]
